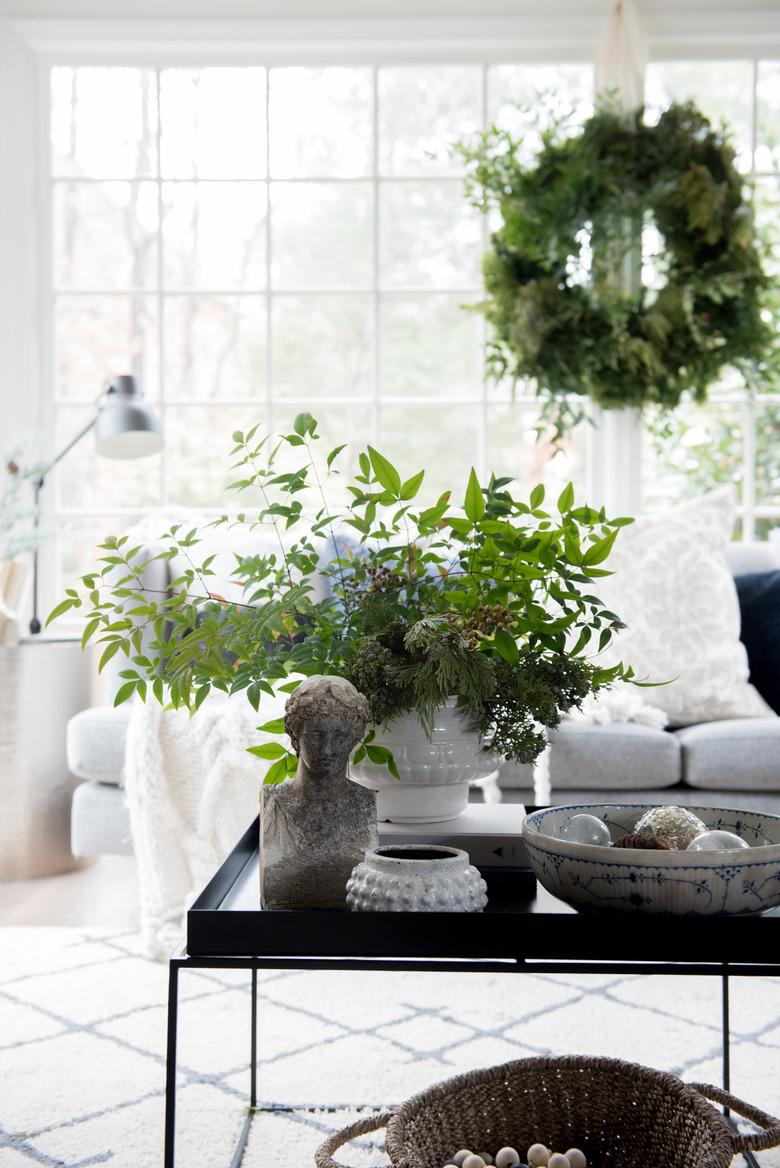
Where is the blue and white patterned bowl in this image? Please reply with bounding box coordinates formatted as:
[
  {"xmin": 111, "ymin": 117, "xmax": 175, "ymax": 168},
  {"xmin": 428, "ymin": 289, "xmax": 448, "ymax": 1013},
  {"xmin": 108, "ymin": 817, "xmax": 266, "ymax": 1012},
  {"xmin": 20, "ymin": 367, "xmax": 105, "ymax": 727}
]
[{"xmin": 523, "ymin": 803, "xmax": 780, "ymax": 915}]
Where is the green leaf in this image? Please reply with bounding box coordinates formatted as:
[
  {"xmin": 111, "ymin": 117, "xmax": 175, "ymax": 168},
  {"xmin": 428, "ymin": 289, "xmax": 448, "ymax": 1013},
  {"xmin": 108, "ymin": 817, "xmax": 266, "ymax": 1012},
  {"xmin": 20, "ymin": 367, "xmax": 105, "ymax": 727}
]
[
  {"xmin": 45, "ymin": 597, "xmax": 79, "ymax": 626},
  {"xmin": 598, "ymin": 627, "xmax": 613, "ymax": 652},
  {"xmin": 399, "ymin": 469, "xmax": 425, "ymax": 500},
  {"xmin": 326, "ymin": 444, "xmax": 347, "ymax": 468},
  {"xmin": 248, "ymin": 742, "xmax": 287, "ymax": 760},
  {"xmin": 98, "ymin": 641, "xmax": 121, "ymax": 673},
  {"xmin": 464, "ymin": 467, "xmax": 485, "ymax": 523},
  {"xmin": 367, "ymin": 446, "xmax": 401, "ymax": 495},
  {"xmin": 530, "ymin": 483, "xmax": 545, "ymax": 508},
  {"xmin": 352, "ymin": 745, "xmax": 367, "ymax": 765},
  {"xmin": 262, "ymin": 757, "xmax": 290, "ymax": 785},
  {"xmin": 293, "ymin": 412, "xmax": 317, "ymax": 438},
  {"xmin": 557, "ymin": 482, "xmax": 575, "ymax": 513},
  {"xmin": 81, "ymin": 617, "xmax": 100, "ymax": 649},
  {"xmin": 113, "ymin": 681, "xmax": 137, "ymax": 707},
  {"xmin": 194, "ymin": 684, "xmax": 210, "ymax": 711},
  {"xmin": 494, "ymin": 628, "xmax": 519, "ymax": 665},
  {"xmin": 583, "ymin": 528, "xmax": 620, "ymax": 566},
  {"xmin": 257, "ymin": 717, "xmax": 285, "ymax": 734},
  {"xmin": 358, "ymin": 451, "xmax": 371, "ymax": 479}
]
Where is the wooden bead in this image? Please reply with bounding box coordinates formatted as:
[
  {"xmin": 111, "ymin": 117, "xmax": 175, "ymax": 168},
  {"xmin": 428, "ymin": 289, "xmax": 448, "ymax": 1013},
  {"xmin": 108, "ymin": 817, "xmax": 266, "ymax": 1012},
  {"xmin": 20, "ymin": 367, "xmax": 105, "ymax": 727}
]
[
  {"xmin": 496, "ymin": 1149, "xmax": 520, "ymax": 1168},
  {"xmin": 565, "ymin": 1152, "xmax": 587, "ymax": 1168},
  {"xmin": 527, "ymin": 1145, "xmax": 550, "ymax": 1167}
]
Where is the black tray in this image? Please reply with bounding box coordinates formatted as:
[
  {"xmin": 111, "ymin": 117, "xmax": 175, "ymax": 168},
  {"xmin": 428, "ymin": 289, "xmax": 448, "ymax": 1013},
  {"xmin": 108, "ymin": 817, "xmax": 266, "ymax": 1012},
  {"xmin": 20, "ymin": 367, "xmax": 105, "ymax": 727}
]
[{"xmin": 187, "ymin": 816, "xmax": 780, "ymax": 967}]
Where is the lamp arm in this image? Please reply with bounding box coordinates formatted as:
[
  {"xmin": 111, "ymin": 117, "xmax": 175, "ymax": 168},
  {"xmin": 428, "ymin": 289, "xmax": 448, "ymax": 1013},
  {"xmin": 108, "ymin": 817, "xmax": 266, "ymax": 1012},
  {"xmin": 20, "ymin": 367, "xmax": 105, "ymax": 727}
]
[
  {"xmin": 28, "ymin": 411, "xmax": 99, "ymax": 635},
  {"xmin": 36, "ymin": 414, "xmax": 98, "ymax": 485}
]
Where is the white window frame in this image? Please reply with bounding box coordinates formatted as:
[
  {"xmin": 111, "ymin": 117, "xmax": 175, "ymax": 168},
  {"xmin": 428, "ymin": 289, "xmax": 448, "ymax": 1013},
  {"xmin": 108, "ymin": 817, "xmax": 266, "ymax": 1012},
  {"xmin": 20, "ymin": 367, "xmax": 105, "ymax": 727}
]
[{"xmin": 4, "ymin": 5, "xmax": 780, "ymax": 623}]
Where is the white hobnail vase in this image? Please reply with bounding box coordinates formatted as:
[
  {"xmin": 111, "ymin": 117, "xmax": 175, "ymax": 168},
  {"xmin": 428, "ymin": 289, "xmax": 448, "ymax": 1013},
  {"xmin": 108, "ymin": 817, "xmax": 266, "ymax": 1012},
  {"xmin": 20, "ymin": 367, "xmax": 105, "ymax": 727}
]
[
  {"xmin": 346, "ymin": 844, "xmax": 488, "ymax": 912},
  {"xmin": 349, "ymin": 698, "xmax": 499, "ymax": 823}
]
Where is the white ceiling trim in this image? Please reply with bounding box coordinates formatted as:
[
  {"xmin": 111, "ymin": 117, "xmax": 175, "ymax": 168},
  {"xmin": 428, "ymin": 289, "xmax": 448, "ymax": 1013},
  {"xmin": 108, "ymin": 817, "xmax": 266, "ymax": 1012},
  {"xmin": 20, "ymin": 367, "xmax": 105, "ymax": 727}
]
[{"xmin": 10, "ymin": 11, "xmax": 780, "ymax": 64}]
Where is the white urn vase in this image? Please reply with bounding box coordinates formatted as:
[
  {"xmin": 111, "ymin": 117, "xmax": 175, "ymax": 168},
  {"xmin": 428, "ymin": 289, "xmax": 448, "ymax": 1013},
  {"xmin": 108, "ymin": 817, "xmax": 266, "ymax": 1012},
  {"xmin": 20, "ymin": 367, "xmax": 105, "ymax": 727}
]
[
  {"xmin": 349, "ymin": 699, "xmax": 498, "ymax": 823},
  {"xmin": 346, "ymin": 844, "xmax": 488, "ymax": 912}
]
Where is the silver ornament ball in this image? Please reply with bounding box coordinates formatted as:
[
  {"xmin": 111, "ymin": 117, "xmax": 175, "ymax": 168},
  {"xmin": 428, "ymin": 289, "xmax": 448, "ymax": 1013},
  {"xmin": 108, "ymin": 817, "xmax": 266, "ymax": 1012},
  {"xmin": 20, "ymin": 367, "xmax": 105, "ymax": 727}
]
[
  {"xmin": 633, "ymin": 805, "xmax": 707, "ymax": 850},
  {"xmin": 687, "ymin": 830, "xmax": 750, "ymax": 852}
]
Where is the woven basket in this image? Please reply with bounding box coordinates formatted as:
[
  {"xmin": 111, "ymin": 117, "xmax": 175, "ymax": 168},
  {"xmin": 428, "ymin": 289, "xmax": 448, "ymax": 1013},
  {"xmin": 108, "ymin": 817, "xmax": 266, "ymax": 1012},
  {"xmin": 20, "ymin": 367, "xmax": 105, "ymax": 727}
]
[{"xmin": 315, "ymin": 1056, "xmax": 780, "ymax": 1168}]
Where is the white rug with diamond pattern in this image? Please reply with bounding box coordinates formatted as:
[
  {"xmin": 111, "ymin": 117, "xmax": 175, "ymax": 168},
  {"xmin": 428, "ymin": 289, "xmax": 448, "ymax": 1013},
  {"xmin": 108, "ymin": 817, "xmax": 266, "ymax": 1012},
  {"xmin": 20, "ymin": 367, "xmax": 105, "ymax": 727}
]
[{"xmin": 1, "ymin": 928, "xmax": 779, "ymax": 1168}]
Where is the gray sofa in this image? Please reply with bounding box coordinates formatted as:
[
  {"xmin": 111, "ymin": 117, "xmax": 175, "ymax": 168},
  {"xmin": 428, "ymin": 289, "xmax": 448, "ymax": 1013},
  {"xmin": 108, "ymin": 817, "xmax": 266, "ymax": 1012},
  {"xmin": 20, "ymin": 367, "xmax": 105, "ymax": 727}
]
[{"xmin": 67, "ymin": 539, "xmax": 780, "ymax": 857}]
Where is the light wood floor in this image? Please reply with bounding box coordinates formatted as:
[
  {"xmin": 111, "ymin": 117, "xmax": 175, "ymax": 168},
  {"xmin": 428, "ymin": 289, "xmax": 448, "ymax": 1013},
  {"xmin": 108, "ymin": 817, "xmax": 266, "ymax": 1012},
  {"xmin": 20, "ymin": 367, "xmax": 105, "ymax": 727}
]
[{"xmin": 0, "ymin": 855, "xmax": 139, "ymax": 927}]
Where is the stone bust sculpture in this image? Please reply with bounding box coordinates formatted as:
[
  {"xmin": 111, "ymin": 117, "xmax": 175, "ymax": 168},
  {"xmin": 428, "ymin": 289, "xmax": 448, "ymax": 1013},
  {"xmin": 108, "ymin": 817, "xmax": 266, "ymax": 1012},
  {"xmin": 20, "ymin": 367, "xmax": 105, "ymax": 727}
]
[{"xmin": 260, "ymin": 675, "xmax": 378, "ymax": 910}]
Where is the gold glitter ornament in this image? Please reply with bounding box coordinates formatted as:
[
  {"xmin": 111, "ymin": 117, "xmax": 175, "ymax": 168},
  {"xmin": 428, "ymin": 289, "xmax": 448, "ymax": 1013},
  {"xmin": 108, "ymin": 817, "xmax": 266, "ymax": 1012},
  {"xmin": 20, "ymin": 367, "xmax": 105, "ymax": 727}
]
[{"xmin": 633, "ymin": 805, "xmax": 707, "ymax": 850}]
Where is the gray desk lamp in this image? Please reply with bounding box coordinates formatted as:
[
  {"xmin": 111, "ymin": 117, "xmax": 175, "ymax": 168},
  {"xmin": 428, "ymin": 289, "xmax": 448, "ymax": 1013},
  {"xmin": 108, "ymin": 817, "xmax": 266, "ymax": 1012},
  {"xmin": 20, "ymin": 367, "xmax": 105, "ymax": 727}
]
[{"xmin": 29, "ymin": 374, "xmax": 164, "ymax": 634}]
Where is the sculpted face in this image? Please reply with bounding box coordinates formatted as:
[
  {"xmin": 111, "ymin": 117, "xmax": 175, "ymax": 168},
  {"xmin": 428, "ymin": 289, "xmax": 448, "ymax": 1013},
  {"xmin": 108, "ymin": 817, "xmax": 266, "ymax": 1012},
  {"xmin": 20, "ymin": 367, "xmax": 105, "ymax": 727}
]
[{"xmin": 296, "ymin": 715, "xmax": 361, "ymax": 775}]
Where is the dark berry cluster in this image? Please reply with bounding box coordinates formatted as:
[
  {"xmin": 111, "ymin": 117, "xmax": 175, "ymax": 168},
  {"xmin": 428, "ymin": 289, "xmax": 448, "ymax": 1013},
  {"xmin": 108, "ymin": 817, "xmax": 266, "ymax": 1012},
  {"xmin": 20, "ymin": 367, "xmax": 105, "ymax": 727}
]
[
  {"xmin": 352, "ymin": 564, "xmax": 407, "ymax": 594},
  {"xmin": 464, "ymin": 603, "xmax": 513, "ymax": 639}
]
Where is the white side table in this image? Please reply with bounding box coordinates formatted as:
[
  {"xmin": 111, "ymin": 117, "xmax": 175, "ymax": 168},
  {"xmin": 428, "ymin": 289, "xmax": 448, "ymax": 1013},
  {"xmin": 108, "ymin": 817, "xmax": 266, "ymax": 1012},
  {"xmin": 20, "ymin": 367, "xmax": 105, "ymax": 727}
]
[{"xmin": 0, "ymin": 638, "xmax": 90, "ymax": 878}]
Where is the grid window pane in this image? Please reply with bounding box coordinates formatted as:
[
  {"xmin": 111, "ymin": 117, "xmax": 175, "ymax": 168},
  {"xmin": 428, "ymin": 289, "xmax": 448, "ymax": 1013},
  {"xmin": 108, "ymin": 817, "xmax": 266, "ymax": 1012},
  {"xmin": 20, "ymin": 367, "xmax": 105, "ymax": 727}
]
[
  {"xmin": 379, "ymin": 181, "xmax": 482, "ymax": 289},
  {"xmin": 164, "ymin": 296, "xmax": 267, "ymax": 401},
  {"xmin": 271, "ymin": 182, "xmax": 373, "ymax": 289},
  {"xmin": 57, "ymin": 514, "xmax": 144, "ymax": 594},
  {"xmin": 756, "ymin": 402, "xmax": 780, "ymax": 506},
  {"xmin": 756, "ymin": 61, "xmax": 780, "ymax": 171},
  {"xmin": 164, "ymin": 405, "xmax": 268, "ymax": 507},
  {"xmin": 51, "ymin": 67, "xmax": 158, "ymax": 179},
  {"xmin": 55, "ymin": 295, "xmax": 159, "ymax": 401},
  {"xmin": 379, "ymin": 293, "xmax": 483, "ymax": 397},
  {"xmin": 487, "ymin": 64, "xmax": 594, "ymax": 162},
  {"xmin": 162, "ymin": 182, "xmax": 268, "ymax": 290},
  {"xmin": 645, "ymin": 61, "xmax": 754, "ymax": 172},
  {"xmin": 55, "ymin": 406, "xmax": 162, "ymax": 511},
  {"xmin": 269, "ymin": 67, "xmax": 373, "ymax": 178},
  {"xmin": 486, "ymin": 403, "xmax": 588, "ymax": 500},
  {"xmin": 378, "ymin": 65, "xmax": 482, "ymax": 176},
  {"xmin": 380, "ymin": 404, "xmax": 483, "ymax": 500},
  {"xmin": 642, "ymin": 402, "xmax": 745, "ymax": 511},
  {"xmin": 160, "ymin": 68, "xmax": 267, "ymax": 179},
  {"xmin": 54, "ymin": 181, "xmax": 159, "ymax": 289},
  {"xmin": 272, "ymin": 295, "xmax": 372, "ymax": 398}
]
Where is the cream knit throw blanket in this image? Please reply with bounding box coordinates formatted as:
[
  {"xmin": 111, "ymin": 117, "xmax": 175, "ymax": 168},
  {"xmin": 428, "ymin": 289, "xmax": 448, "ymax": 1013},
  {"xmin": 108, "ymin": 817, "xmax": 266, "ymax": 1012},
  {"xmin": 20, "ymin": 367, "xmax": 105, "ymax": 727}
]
[{"xmin": 124, "ymin": 693, "xmax": 285, "ymax": 959}]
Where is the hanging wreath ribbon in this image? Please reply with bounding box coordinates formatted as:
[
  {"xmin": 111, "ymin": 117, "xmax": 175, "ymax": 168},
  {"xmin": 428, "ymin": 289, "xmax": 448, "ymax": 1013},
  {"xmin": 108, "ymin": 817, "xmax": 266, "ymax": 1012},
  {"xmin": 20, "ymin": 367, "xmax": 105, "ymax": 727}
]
[{"xmin": 460, "ymin": 102, "xmax": 771, "ymax": 432}]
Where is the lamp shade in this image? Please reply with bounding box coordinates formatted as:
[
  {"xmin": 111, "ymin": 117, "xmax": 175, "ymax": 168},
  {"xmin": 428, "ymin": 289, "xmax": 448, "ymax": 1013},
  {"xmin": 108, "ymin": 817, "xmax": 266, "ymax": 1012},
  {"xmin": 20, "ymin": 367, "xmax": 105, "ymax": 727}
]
[{"xmin": 94, "ymin": 375, "xmax": 164, "ymax": 460}]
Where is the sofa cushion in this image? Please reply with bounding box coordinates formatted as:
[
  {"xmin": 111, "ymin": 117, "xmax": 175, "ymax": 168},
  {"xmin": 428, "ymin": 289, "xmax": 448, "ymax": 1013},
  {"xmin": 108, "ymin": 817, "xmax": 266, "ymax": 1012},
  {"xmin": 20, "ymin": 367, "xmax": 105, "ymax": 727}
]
[
  {"xmin": 71, "ymin": 780, "xmax": 133, "ymax": 856},
  {"xmin": 593, "ymin": 488, "xmax": 772, "ymax": 725},
  {"xmin": 67, "ymin": 705, "xmax": 130, "ymax": 786},
  {"xmin": 677, "ymin": 718, "xmax": 780, "ymax": 790},
  {"xmin": 735, "ymin": 570, "xmax": 780, "ymax": 714},
  {"xmin": 498, "ymin": 721, "xmax": 681, "ymax": 790}
]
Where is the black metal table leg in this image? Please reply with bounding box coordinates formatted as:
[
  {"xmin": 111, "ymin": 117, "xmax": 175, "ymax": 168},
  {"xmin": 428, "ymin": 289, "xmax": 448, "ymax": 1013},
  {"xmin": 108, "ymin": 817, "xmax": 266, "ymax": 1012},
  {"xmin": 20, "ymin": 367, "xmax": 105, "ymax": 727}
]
[
  {"xmin": 722, "ymin": 971, "xmax": 731, "ymax": 1099},
  {"xmin": 227, "ymin": 969, "xmax": 259, "ymax": 1168},
  {"xmin": 251, "ymin": 967, "xmax": 258, "ymax": 1109},
  {"xmin": 722, "ymin": 972, "xmax": 761, "ymax": 1167},
  {"xmin": 164, "ymin": 958, "xmax": 181, "ymax": 1168}
]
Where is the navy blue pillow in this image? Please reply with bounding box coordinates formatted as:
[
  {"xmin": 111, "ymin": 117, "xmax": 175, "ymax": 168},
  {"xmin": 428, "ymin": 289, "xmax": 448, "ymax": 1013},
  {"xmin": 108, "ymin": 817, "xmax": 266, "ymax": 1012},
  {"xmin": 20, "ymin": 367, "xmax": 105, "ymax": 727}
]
[{"xmin": 735, "ymin": 570, "xmax": 780, "ymax": 714}]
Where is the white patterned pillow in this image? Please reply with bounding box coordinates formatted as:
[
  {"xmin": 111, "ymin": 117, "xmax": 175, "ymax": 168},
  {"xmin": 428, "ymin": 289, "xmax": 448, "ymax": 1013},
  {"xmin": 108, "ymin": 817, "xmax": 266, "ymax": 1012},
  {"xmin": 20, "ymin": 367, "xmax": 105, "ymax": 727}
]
[{"xmin": 595, "ymin": 486, "xmax": 773, "ymax": 726}]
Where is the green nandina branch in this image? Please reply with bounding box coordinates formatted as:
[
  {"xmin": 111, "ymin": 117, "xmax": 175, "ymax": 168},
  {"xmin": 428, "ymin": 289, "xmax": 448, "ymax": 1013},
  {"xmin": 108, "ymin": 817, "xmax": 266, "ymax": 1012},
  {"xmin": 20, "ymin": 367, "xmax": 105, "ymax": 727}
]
[{"xmin": 49, "ymin": 419, "xmax": 640, "ymax": 777}]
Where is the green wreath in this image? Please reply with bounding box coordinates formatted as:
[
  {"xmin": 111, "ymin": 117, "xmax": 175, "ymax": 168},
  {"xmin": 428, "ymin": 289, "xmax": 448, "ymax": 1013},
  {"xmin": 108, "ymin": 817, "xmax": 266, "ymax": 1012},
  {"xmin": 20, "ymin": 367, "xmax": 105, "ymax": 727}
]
[{"xmin": 460, "ymin": 102, "xmax": 771, "ymax": 432}]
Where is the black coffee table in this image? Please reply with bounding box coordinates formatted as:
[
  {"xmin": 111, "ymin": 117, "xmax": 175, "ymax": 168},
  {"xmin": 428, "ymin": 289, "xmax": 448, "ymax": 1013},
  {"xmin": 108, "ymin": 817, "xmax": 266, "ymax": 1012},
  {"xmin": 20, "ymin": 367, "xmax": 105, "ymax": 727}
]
[{"xmin": 164, "ymin": 814, "xmax": 780, "ymax": 1168}]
